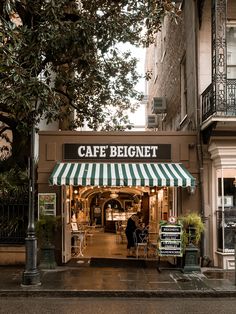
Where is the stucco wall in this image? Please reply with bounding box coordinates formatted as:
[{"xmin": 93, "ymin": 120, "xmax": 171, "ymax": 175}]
[{"xmin": 37, "ymin": 131, "xmax": 199, "ymax": 211}]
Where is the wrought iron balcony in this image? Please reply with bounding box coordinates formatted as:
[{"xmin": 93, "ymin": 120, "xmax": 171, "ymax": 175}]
[{"xmin": 202, "ymin": 79, "xmax": 236, "ymax": 122}]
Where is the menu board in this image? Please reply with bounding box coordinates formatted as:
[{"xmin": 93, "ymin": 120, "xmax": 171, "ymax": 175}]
[
  {"xmin": 38, "ymin": 193, "xmax": 56, "ymax": 217},
  {"xmin": 158, "ymin": 223, "xmax": 183, "ymax": 257}
]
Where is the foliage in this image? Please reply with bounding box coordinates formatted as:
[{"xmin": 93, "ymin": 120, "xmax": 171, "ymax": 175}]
[
  {"xmin": 0, "ymin": 0, "xmax": 180, "ymax": 170},
  {"xmin": 0, "ymin": 167, "xmax": 28, "ymax": 202},
  {"xmin": 36, "ymin": 214, "xmax": 61, "ymax": 247},
  {"xmin": 179, "ymin": 213, "xmax": 204, "ymax": 249},
  {"xmin": 0, "ymin": 215, "xmax": 26, "ymax": 239}
]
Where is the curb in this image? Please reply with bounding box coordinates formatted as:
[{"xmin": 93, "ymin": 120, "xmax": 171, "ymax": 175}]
[{"xmin": 1, "ymin": 289, "xmax": 236, "ymax": 298}]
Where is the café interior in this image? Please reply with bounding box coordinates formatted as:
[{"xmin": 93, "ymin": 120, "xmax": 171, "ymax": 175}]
[{"xmin": 68, "ymin": 185, "xmax": 173, "ymax": 260}]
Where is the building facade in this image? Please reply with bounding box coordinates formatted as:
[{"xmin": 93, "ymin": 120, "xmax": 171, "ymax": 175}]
[
  {"xmin": 37, "ymin": 131, "xmax": 198, "ymax": 264},
  {"xmin": 145, "ymin": 0, "xmax": 236, "ymax": 269}
]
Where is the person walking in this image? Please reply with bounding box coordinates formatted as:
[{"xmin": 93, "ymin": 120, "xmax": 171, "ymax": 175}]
[{"xmin": 125, "ymin": 211, "xmax": 143, "ymax": 257}]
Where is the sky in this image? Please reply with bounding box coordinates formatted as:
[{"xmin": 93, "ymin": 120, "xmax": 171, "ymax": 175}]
[{"xmin": 121, "ymin": 45, "xmax": 146, "ymax": 129}]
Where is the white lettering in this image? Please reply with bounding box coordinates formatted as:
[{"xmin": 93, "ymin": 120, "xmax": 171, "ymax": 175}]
[
  {"xmin": 150, "ymin": 146, "xmax": 158, "ymax": 157},
  {"xmin": 117, "ymin": 146, "xmax": 124, "ymax": 157},
  {"xmin": 123, "ymin": 146, "xmax": 128, "ymax": 157},
  {"xmin": 110, "ymin": 146, "xmax": 117, "ymax": 157},
  {"xmin": 78, "ymin": 146, "xmax": 85, "ymax": 157},
  {"xmin": 86, "ymin": 146, "xmax": 93, "ymax": 157},
  {"xmin": 127, "ymin": 146, "xmax": 136, "ymax": 157},
  {"xmin": 93, "ymin": 146, "xmax": 100, "ymax": 157},
  {"xmin": 100, "ymin": 146, "xmax": 107, "ymax": 157},
  {"xmin": 144, "ymin": 146, "xmax": 151, "ymax": 157},
  {"xmin": 77, "ymin": 144, "xmax": 161, "ymax": 159},
  {"xmin": 136, "ymin": 146, "xmax": 144, "ymax": 157}
]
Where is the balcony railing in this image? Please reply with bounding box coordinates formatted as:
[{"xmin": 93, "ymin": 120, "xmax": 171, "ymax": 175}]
[{"xmin": 202, "ymin": 79, "xmax": 236, "ymax": 122}]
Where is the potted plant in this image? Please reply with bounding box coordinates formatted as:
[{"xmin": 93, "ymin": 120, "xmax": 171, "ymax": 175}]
[
  {"xmin": 179, "ymin": 212, "xmax": 204, "ymax": 273},
  {"xmin": 36, "ymin": 214, "xmax": 61, "ymax": 269},
  {"xmin": 179, "ymin": 212, "xmax": 204, "ymax": 249}
]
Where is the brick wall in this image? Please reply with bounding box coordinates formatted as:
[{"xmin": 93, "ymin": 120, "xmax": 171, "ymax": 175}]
[{"xmin": 146, "ymin": 0, "xmax": 198, "ymax": 131}]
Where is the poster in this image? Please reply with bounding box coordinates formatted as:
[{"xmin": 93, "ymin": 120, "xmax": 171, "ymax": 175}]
[{"xmin": 38, "ymin": 193, "xmax": 56, "ymax": 217}]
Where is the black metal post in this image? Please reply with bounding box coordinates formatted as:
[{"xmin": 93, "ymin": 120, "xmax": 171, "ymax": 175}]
[
  {"xmin": 235, "ymin": 231, "xmax": 236, "ymax": 286},
  {"xmin": 22, "ymin": 125, "xmax": 41, "ymax": 286}
]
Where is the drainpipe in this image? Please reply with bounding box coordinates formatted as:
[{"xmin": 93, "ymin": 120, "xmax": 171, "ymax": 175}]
[{"xmin": 193, "ymin": 0, "xmax": 205, "ymax": 258}]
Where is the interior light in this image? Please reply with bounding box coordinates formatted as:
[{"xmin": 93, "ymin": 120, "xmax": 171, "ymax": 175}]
[{"xmin": 110, "ymin": 192, "xmax": 119, "ymax": 199}]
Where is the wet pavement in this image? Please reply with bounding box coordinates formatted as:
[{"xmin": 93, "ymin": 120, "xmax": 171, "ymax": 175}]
[{"xmin": 1, "ymin": 259, "xmax": 236, "ymax": 298}]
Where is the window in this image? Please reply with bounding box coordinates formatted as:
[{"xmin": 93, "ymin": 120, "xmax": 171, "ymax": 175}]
[
  {"xmin": 216, "ymin": 169, "xmax": 236, "ymax": 252},
  {"xmin": 227, "ymin": 23, "xmax": 236, "ymax": 79},
  {"xmin": 154, "ymin": 41, "xmax": 158, "ymax": 81},
  {"xmin": 180, "ymin": 55, "xmax": 187, "ymax": 122}
]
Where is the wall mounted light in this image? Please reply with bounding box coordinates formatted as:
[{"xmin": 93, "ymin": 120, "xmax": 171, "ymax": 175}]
[{"xmin": 187, "ymin": 186, "xmax": 196, "ymax": 195}]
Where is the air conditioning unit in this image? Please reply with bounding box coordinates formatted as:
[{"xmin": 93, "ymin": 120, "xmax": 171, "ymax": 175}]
[
  {"xmin": 147, "ymin": 115, "xmax": 158, "ymax": 128},
  {"xmin": 217, "ymin": 196, "xmax": 233, "ymax": 207},
  {"xmin": 151, "ymin": 97, "xmax": 166, "ymax": 114}
]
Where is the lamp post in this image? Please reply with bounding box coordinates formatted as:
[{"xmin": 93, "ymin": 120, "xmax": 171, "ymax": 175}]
[{"xmin": 22, "ymin": 125, "xmax": 41, "ymax": 286}]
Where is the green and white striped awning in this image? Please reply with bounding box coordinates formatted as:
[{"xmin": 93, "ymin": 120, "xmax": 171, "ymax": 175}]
[{"xmin": 49, "ymin": 163, "xmax": 195, "ymax": 187}]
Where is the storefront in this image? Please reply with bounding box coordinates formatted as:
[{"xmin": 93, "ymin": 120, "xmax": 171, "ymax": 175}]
[
  {"xmin": 207, "ymin": 137, "xmax": 236, "ymax": 269},
  {"xmin": 37, "ymin": 131, "xmax": 199, "ymax": 264}
]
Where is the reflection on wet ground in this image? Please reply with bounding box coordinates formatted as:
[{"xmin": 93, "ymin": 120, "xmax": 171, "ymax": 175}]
[{"xmin": 203, "ymin": 270, "xmax": 235, "ymax": 280}]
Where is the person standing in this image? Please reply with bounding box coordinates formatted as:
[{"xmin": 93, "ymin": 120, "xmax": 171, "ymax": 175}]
[{"xmin": 125, "ymin": 211, "xmax": 143, "ymax": 257}]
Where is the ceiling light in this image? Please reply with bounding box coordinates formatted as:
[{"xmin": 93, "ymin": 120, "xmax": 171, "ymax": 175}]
[{"xmin": 110, "ymin": 192, "xmax": 119, "ymax": 199}]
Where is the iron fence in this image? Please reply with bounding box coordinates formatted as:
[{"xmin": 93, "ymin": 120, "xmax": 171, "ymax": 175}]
[{"xmin": 0, "ymin": 203, "xmax": 28, "ymax": 244}]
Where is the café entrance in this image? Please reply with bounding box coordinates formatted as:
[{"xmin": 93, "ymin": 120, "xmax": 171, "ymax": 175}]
[{"xmin": 49, "ymin": 162, "xmax": 196, "ymax": 263}]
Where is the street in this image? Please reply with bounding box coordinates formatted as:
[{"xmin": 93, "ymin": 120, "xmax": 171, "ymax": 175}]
[{"xmin": 0, "ymin": 297, "xmax": 236, "ymax": 314}]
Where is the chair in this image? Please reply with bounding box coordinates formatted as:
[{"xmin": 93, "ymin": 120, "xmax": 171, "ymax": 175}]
[
  {"xmin": 115, "ymin": 221, "xmax": 127, "ymax": 244},
  {"xmin": 147, "ymin": 232, "xmax": 158, "ymax": 258},
  {"xmin": 133, "ymin": 228, "xmax": 148, "ymax": 258},
  {"xmin": 71, "ymin": 223, "xmax": 86, "ymax": 257}
]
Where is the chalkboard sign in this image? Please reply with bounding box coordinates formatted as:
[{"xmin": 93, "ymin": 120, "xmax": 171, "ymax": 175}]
[{"xmin": 158, "ymin": 223, "xmax": 183, "ymax": 257}]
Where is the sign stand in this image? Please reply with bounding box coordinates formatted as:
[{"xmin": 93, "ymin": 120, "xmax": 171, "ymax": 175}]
[
  {"xmin": 157, "ymin": 220, "xmax": 183, "ymax": 273},
  {"xmin": 157, "ymin": 256, "xmax": 183, "ymax": 273}
]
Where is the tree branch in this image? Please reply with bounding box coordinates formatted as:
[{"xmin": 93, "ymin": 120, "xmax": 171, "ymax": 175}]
[
  {"xmin": 0, "ymin": 126, "xmax": 11, "ymax": 136},
  {"xmin": 0, "ymin": 114, "xmax": 17, "ymax": 129}
]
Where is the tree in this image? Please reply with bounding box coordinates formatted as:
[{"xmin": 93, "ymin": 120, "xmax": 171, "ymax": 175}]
[{"xmin": 0, "ymin": 0, "xmax": 179, "ymax": 170}]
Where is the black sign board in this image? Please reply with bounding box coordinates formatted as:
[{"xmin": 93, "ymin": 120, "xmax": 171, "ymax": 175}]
[
  {"xmin": 160, "ymin": 233, "xmax": 181, "ymax": 240},
  {"xmin": 160, "ymin": 241, "xmax": 181, "ymax": 248},
  {"xmin": 158, "ymin": 249, "xmax": 182, "ymax": 256},
  {"xmin": 63, "ymin": 144, "xmax": 171, "ymax": 161},
  {"xmin": 159, "ymin": 224, "xmax": 183, "ymax": 257},
  {"xmin": 161, "ymin": 225, "xmax": 182, "ymax": 233}
]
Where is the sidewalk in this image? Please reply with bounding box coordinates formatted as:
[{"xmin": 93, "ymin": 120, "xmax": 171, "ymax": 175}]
[{"xmin": 1, "ymin": 259, "xmax": 236, "ymax": 298}]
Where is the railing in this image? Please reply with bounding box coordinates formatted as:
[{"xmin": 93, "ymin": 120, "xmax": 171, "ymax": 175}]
[
  {"xmin": 202, "ymin": 79, "xmax": 236, "ymax": 122},
  {"xmin": 0, "ymin": 203, "xmax": 28, "ymax": 244}
]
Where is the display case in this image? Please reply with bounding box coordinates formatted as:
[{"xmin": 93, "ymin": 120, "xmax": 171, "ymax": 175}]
[
  {"xmin": 105, "ymin": 209, "xmax": 136, "ymax": 232},
  {"xmin": 106, "ymin": 211, "xmax": 135, "ymax": 221}
]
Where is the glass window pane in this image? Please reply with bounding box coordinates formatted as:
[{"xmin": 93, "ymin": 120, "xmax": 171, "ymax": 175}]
[
  {"xmin": 217, "ymin": 169, "xmax": 236, "ymax": 252},
  {"xmin": 227, "ymin": 25, "xmax": 236, "ymax": 78}
]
